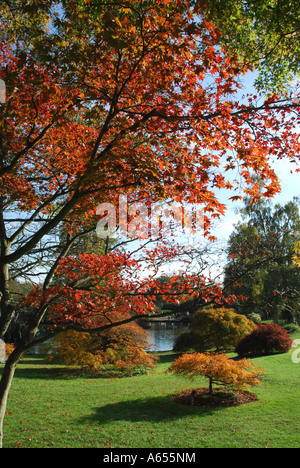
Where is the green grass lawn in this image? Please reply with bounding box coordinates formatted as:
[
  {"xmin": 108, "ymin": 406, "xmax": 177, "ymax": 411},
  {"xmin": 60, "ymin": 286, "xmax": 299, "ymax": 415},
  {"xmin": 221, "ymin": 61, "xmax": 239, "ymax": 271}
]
[{"xmin": 1, "ymin": 341, "xmax": 300, "ymax": 448}]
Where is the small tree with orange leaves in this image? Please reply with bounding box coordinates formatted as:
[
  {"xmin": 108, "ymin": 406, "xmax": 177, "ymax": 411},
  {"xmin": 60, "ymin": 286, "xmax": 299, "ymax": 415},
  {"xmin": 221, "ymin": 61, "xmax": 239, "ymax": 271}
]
[
  {"xmin": 169, "ymin": 353, "xmax": 264, "ymax": 395},
  {"xmin": 47, "ymin": 322, "xmax": 157, "ymax": 375}
]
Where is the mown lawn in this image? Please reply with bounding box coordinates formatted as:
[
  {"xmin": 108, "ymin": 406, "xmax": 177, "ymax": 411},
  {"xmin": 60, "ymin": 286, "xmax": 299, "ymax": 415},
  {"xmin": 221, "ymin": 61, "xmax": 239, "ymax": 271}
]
[{"xmin": 1, "ymin": 342, "xmax": 300, "ymax": 448}]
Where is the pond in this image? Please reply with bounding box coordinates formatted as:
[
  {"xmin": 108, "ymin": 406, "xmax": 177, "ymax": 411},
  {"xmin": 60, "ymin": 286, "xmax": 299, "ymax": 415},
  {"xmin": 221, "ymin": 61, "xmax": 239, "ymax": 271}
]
[
  {"xmin": 29, "ymin": 321, "xmax": 190, "ymax": 355},
  {"xmin": 145, "ymin": 322, "xmax": 189, "ymax": 352}
]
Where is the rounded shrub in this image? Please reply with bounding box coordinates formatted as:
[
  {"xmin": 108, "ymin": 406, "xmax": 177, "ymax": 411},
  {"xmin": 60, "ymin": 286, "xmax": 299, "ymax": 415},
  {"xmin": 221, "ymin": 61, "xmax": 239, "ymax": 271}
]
[
  {"xmin": 174, "ymin": 308, "xmax": 256, "ymax": 354},
  {"xmin": 236, "ymin": 323, "xmax": 294, "ymax": 357},
  {"xmin": 247, "ymin": 312, "xmax": 262, "ymax": 324}
]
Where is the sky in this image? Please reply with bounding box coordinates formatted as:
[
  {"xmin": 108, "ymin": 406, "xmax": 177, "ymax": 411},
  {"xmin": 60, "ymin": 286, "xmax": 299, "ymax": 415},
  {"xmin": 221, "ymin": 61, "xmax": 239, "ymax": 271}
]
[
  {"xmin": 210, "ymin": 70, "xmax": 300, "ymax": 243},
  {"xmin": 97, "ymin": 69, "xmax": 300, "ymax": 281},
  {"xmin": 212, "ymin": 157, "xmax": 300, "ymax": 243},
  {"xmin": 151, "ymin": 71, "xmax": 300, "ymax": 279}
]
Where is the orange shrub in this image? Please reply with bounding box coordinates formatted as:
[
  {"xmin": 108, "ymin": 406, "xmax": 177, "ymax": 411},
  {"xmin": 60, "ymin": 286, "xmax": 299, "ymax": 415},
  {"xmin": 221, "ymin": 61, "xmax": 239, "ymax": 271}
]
[
  {"xmin": 45, "ymin": 330, "xmax": 103, "ymax": 371},
  {"xmin": 46, "ymin": 322, "xmax": 157, "ymax": 374},
  {"xmin": 169, "ymin": 352, "xmax": 264, "ymax": 394}
]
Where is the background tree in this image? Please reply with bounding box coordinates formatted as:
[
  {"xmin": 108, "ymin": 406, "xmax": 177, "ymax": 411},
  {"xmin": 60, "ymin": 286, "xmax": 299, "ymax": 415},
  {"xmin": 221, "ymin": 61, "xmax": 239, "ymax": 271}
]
[
  {"xmin": 205, "ymin": 0, "xmax": 300, "ymax": 92},
  {"xmin": 0, "ymin": 0, "xmax": 300, "ymax": 447},
  {"xmin": 224, "ymin": 197, "xmax": 300, "ymax": 322},
  {"xmin": 294, "ymin": 241, "xmax": 300, "ymax": 267}
]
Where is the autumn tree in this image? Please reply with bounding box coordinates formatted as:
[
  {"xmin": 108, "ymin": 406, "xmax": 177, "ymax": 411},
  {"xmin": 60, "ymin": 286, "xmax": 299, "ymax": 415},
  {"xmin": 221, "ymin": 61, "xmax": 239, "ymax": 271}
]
[
  {"xmin": 169, "ymin": 352, "xmax": 264, "ymax": 395},
  {"xmin": 0, "ymin": 0, "xmax": 299, "ymax": 447},
  {"xmin": 47, "ymin": 322, "xmax": 157, "ymax": 374}
]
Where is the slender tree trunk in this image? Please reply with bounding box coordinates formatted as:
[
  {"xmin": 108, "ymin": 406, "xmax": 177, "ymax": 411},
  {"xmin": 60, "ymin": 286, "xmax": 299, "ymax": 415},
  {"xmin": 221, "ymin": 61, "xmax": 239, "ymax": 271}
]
[
  {"xmin": 0, "ymin": 197, "xmax": 14, "ymax": 339},
  {"xmin": 0, "ymin": 196, "xmax": 17, "ymax": 447},
  {"xmin": 209, "ymin": 377, "xmax": 213, "ymax": 394},
  {"xmin": 0, "ymin": 348, "xmax": 23, "ymax": 448},
  {"xmin": 0, "ymin": 299, "xmax": 50, "ymax": 448}
]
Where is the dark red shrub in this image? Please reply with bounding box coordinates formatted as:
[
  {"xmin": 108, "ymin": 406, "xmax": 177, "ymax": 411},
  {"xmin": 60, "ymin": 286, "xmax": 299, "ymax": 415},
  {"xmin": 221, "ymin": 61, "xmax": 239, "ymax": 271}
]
[{"xmin": 236, "ymin": 324, "xmax": 293, "ymax": 357}]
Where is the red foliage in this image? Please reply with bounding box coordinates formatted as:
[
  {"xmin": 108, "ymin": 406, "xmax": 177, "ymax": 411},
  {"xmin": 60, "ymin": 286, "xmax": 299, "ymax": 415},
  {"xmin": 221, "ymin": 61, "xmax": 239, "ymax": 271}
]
[
  {"xmin": 236, "ymin": 323, "xmax": 293, "ymax": 356},
  {"xmin": 22, "ymin": 250, "xmax": 237, "ymax": 331},
  {"xmin": 1, "ymin": 0, "xmax": 300, "ymax": 351}
]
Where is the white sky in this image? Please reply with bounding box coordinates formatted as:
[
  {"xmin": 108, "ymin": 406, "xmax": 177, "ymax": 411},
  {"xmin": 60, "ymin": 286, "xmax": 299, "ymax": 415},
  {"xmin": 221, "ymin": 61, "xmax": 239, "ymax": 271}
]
[
  {"xmin": 211, "ymin": 158, "xmax": 300, "ymax": 243},
  {"xmin": 210, "ymin": 69, "xmax": 300, "ymax": 243},
  {"xmin": 150, "ymin": 70, "xmax": 300, "ymax": 279},
  {"xmin": 112, "ymin": 70, "xmax": 300, "ymax": 281}
]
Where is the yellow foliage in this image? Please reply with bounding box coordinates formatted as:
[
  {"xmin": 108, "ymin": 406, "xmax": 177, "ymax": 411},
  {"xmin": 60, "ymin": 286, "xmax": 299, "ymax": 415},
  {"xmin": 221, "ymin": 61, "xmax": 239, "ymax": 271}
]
[
  {"xmin": 46, "ymin": 323, "xmax": 157, "ymax": 373},
  {"xmin": 45, "ymin": 330, "xmax": 102, "ymax": 371},
  {"xmin": 293, "ymin": 241, "xmax": 300, "ymax": 267},
  {"xmin": 189, "ymin": 308, "xmax": 256, "ymax": 352}
]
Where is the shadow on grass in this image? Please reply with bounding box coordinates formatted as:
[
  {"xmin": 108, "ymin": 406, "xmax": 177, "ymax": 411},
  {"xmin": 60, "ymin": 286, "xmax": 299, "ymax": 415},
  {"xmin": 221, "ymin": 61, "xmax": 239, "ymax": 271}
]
[
  {"xmin": 2, "ymin": 353, "xmax": 179, "ymax": 381},
  {"xmin": 78, "ymin": 394, "xmax": 219, "ymax": 426},
  {"xmin": 11, "ymin": 365, "xmax": 129, "ymax": 381},
  {"xmin": 0, "ymin": 358, "xmax": 96, "ymax": 381},
  {"xmin": 0, "ymin": 357, "xmax": 129, "ymax": 381},
  {"xmin": 155, "ymin": 352, "xmax": 180, "ymax": 365},
  {"xmin": 14, "ymin": 366, "xmax": 75, "ymax": 380}
]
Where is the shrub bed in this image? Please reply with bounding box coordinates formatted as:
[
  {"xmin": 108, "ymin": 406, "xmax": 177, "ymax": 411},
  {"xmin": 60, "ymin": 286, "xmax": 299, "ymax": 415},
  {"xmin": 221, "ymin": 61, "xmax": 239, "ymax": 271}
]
[{"xmin": 236, "ymin": 324, "xmax": 293, "ymax": 357}]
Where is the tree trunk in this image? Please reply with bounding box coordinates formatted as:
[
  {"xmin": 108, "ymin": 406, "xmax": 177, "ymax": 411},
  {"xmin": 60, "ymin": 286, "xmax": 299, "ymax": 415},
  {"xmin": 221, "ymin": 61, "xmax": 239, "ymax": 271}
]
[
  {"xmin": 0, "ymin": 196, "xmax": 14, "ymax": 340},
  {"xmin": 0, "ymin": 301, "xmax": 48, "ymax": 448},
  {"xmin": 0, "ymin": 258, "xmax": 14, "ymax": 339},
  {"xmin": 0, "ymin": 347, "xmax": 23, "ymax": 448},
  {"xmin": 209, "ymin": 377, "xmax": 213, "ymax": 394}
]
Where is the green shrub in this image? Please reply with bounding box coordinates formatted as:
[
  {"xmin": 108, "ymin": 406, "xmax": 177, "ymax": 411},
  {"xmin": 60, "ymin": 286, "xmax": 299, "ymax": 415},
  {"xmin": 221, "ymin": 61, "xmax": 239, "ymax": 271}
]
[
  {"xmin": 173, "ymin": 331, "xmax": 207, "ymax": 353},
  {"xmin": 247, "ymin": 312, "xmax": 262, "ymax": 324},
  {"xmin": 282, "ymin": 323, "xmax": 300, "ymax": 334},
  {"xmin": 174, "ymin": 308, "xmax": 255, "ymax": 353}
]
